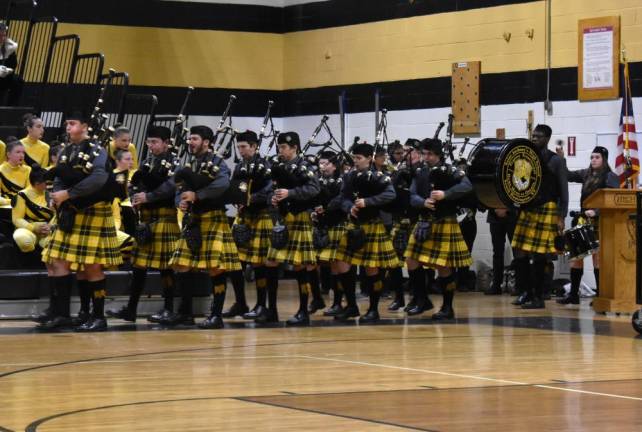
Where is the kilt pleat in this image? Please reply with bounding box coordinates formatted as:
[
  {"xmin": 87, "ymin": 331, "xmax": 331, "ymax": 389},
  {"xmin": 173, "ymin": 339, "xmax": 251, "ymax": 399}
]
[
  {"xmin": 266, "ymin": 212, "xmax": 317, "ymax": 266},
  {"xmin": 235, "ymin": 210, "xmax": 273, "ymax": 265},
  {"xmin": 170, "ymin": 209, "xmax": 241, "ymax": 271},
  {"xmin": 511, "ymin": 202, "xmax": 558, "ymax": 254},
  {"xmin": 335, "ymin": 220, "xmax": 400, "ymax": 268},
  {"xmin": 132, "ymin": 206, "xmax": 180, "ymax": 270},
  {"xmin": 42, "ymin": 202, "xmax": 122, "ymax": 267},
  {"xmin": 318, "ymin": 224, "xmax": 346, "ymax": 262},
  {"xmin": 405, "ymin": 216, "xmax": 472, "ymax": 268}
]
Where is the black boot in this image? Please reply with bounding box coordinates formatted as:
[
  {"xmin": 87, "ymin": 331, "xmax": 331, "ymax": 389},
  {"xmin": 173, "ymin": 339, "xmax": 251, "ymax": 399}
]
[
  {"xmin": 70, "ymin": 279, "xmax": 92, "ymax": 326},
  {"xmin": 161, "ymin": 272, "xmax": 196, "ymax": 326},
  {"xmin": 387, "ymin": 267, "xmax": 405, "ymax": 311},
  {"xmin": 522, "ymin": 257, "xmax": 546, "ymax": 309},
  {"xmin": 200, "ymin": 274, "xmax": 226, "ymax": 329},
  {"xmin": 222, "ymin": 270, "xmax": 249, "ymax": 317},
  {"xmin": 485, "ymin": 256, "xmax": 504, "ymax": 295},
  {"xmin": 256, "ymin": 266, "xmax": 279, "ymax": 324},
  {"xmin": 307, "ymin": 268, "xmax": 326, "ymax": 313},
  {"xmin": 287, "ymin": 271, "xmax": 310, "ymax": 326},
  {"xmin": 106, "ymin": 268, "xmax": 144, "ymax": 322},
  {"xmin": 324, "ymin": 275, "xmax": 344, "ymax": 316},
  {"xmin": 558, "ymin": 268, "xmax": 582, "ymax": 305},
  {"xmin": 432, "ymin": 275, "xmax": 456, "ymax": 320},
  {"xmin": 511, "ymin": 256, "xmax": 531, "ymax": 305},
  {"xmin": 33, "ymin": 279, "xmax": 57, "ymax": 323},
  {"xmin": 335, "ymin": 269, "xmax": 360, "ymax": 321},
  {"xmin": 320, "ymin": 265, "xmax": 332, "ymax": 295},
  {"xmin": 76, "ymin": 280, "xmax": 108, "ymax": 332},
  {"xmin": 148, "ymin": 270, "xmax": 175, "ymax": 323},
  {"xmin": 407, "ymin": 267, "xmax": 434, "ymax": 316}
]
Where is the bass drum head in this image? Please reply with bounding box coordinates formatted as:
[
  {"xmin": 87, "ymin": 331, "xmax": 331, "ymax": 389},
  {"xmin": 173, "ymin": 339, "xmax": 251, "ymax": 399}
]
[{"xmin": 467, "ymin": 138, "xmax": 543, "ymax": 209}]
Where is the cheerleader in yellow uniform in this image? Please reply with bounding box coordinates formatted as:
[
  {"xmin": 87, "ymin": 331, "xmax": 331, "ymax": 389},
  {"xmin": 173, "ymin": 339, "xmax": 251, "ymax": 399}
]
[
  {"xmin": 108, "ymin": 126, "xmax": 139, "ymax": 170},
  {"xmin": 0, "ymin": 140, "xmax": 30, "ymax": 206},
  {"xmin": 20, "ymin": 113, "xmax": 50, "ymax": 167}
]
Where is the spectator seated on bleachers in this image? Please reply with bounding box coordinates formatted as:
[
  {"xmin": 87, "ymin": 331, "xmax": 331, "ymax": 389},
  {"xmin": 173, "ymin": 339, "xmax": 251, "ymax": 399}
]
[{"xmin": 0, "ymin": 22, "xmax": 23, "ymax": 106}]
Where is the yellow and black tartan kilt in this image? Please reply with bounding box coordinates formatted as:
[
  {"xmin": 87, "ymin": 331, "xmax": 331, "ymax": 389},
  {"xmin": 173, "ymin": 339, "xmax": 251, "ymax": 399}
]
[
  {"xmin": 132, "ymin": 207, "xmax": 180, "ymax": 270},
  {"xmin": 117, "ymin": 230, "xmax": 135, "ymax": 262},
  {"xmin": 335, "ymin": 220, "xmax": 401, "ymax": 269},
  {"xmin": 170, "ymin": 209, "xmax": 242, "ymax": 271},
  {"xmin": 235, "ymin": 209, "xmax": 273, "ymax": 265},
  {"xmin": 42, "ymin": 202, "xmax": 122, "ymax": 267},
  {"xmin": 317, "ymin": 223, "xmax": 346, "ymax": 262},
  {"xmin": 266, "ymin": 211, "xmax": 317, "ymax": 266},
  {"xmin": 405, "ymin": 216, "xmax": 472, "ymax": 268},
  {"xmin": 511, "ymin": 202, "xmax": 558, "ymax": 254}
]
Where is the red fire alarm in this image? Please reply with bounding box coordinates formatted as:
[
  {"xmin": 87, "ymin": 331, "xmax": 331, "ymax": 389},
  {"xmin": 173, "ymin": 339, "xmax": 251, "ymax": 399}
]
[{"xmin": 567, "ymin": 136, "xmax": 576, "ymax": 156}]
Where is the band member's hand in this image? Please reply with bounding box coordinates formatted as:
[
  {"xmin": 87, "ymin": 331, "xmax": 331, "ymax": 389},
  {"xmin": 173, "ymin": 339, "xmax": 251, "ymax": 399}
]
[
  {"xmin": 494, "ymin": 208, "xmax": 508, "ymax": 218},
  {"xmin": 430, "ymin": 190, "xmax": 445, "ymax": 201},
  {"xmin": 314, "ymin": 206, "xmax": 325, "ymax": 214},
  {"xmin": 36, "ymin": 224, "xmax": 50, "ymax": 235},
  {"xmin": 556, "ymin": 144, "xmax": 565, "ymax": 158},
  {"xmin": 350, "ymin": 206, "xmax": 359, "ymax": 218},
  {"xmin": 178, "ymin": 200, "xmax": 190, "ymax": 211},
  {"xmin": 355, "ymin": 198, "xmax": 366, "ymax": 208},
  {"xmin": 585, "ymin": 209, "xmax": 596, "ymax": 218},
  {"xmin": 557, "ymin": 216, "xmax": 565, "ymax": 232},
  {"xmin": 181, "ymin": 191, "xmax": 196, "ymax": 203},
  {"xmin": 51, "ymin": 190, "xmax": 69, "ymax": 206},
  {"xmin": 274, "ymin": 189, "xmax": 289, "ymax": 201},
  {"xmin": 132, "ymin": 192, "xmax": 147, "ymax": 206},
  {"xmin": 271, "ymin": 195, "xmax": 279, "ymax": 206},
  {"xmin": 424, "ymin": 198, "xmax": 436, "ymax": 210}
]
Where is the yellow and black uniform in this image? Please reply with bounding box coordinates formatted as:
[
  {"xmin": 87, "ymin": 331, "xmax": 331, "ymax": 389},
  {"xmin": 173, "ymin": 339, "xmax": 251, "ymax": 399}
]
[
  {"xmin": 0, "ymin": 140, "xmax": 5, "ymax": 163},
  {"xmin": 511, "ymin": 125, "xmax": 568, "ymax": 309},
  {"xmin": 106, "ymin": 142, "xmax": 181, "ymax": 323},
  {"xmin": 0, "ymin": 161, "xmax": 30, "ymax": 206},
  {"xmin": 334, "ymin": 155, "xmax": 400, "ymax": 323},
  {"xmin": 227, "ymin": 146, "xmax": 274, "ymax": 321},
  {"xmin": 265, "ymin": 139, "xmax": 320, "ymax": 326},
  {"xmin": 41, "ymin": 138, "xmax": 122, "ymax": 331},
  {"xmin": 108, "ymin": 140, "xmax": 139, "ymax": 170},
  {"xmin": 163, "ymin": 133, "xmax": 241, "ymax": 329},
  {"xmin": 12, "ymin": 185, "xmax": 54, "ymax": 252},
  {"xmin": 20, "ymin": 136, "xmax": 50, "ymax": 168},
  {"xmin": 111, "ymin": 168, "xmax": 135, "ymax": 262}
]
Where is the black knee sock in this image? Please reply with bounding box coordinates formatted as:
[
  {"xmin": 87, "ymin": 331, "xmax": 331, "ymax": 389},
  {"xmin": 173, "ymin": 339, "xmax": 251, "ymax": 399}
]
[
  {"xmin": 320, "ymin": 265, "xmax": 332, "ymax": 293},
  {"xmin": 229, "ymin": 269, "xmax": 246, "ymax": 307},
  {"xmin": 210, "ymin": 274, "xmax": 227, "ymax": 317},
  {"xmin": 160, "ymin": 269, "xmax": 174, "ymax": 312},
  {"xmin": 339, "ymin": 268, "xmax": 357, "ymax": 308},
  {"xmin": 296, "ymin": 271, "xmax": 310, "ymax": 313},
  {"xmin": 266, "ymin": 266, "xmax": 279, "ymax": 311},
  {"xmin": 127, "ymin": 267, "xmax": 147, "ymax": 312},
  {"xmin": 531, "ymin": 257, "xmax": 546, "ymax": 300},
  {"xmin": 176, "ymin": 272, "xmax": 194, "ymax": 316},
  {"xmin": 513, "ymin": 256, "xmax": 530, "ymax": 297},
  {"xmin": 570, "ymin": 268, "xmax": 583, "ymax": 297},
  {"xmin": 390, "ymin": 267, "xmax": 404, "ymax": 301},
  {"xmin": 367, "ymin": 273, "xmax": 382, "ymax": 312},
  {"xmin": 438, "ymin": 273, "xmax": 456, "ymax": 309},
  {"xmin": 52, "ymin": 274, "xmax": 73, "ymax": 318},
  {"xmin": 254, "ymin": 266, "xmax": 267, "ymax": 307},
  {"xmin": 308, "ymin": 268, "xmax": 322, "ymax": 302},
  {"xmin": 89, "ymin": 279, "xmax": 107, "ymax": 319},
  {"xmin": 77, "ymin": 279, "xmax": 91, "ymax": 314},
  {"xmin": 409, "ymin": 267, "xmax": 426, "ymax": 305},
  {"xmin": 593, "ymin": 269, "xmax": 600, "ymax": 296},
  {"xmin": 425, "ymin": 268, "xmax": 436, "ymax": 293},
  {"xmin": 492, "ymin": 256, "xmax": 505, "ymax": 290},
  {"xmin": 332, "ymin": 274, "xmax": 343, "ymax": 307}
]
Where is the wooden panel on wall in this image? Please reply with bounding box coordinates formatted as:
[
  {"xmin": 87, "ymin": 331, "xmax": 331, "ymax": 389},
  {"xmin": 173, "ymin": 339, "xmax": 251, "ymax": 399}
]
[
  {"xmin": 452, "ymin": 61, "xmax": 480, "ymax": 135},
  {"xmin": 578, "ymin": 16, "xmax": 620, "ymax": 102}
]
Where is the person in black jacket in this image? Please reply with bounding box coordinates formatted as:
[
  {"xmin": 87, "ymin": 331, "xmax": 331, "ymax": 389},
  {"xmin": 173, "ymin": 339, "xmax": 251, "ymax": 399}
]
[
  {"xmin": 556, "ymin": 145, "xmax": 619, "ymax": 304},
  {"xmin": 0, "ymin": 23, "xmax": 23, "ymax": 106}
]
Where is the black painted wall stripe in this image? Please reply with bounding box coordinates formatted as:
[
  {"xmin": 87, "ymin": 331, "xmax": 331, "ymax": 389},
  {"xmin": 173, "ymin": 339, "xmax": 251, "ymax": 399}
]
[
  {"xmin": 33, "ymin": 62, "xmax": 642, "ymax": 117},
  {"xmin": 1, "ymin": 0, "xmax": 542, "ymax": 34}
]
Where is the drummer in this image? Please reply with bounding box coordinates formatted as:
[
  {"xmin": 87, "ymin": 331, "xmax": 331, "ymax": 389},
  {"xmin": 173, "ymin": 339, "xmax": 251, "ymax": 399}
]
[{"xmin": 556, "ymin": 145, "xmax": 618, "ymax": 305}]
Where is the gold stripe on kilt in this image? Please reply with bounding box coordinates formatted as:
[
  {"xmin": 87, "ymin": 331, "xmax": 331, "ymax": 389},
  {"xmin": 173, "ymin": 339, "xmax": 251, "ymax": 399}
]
[
  {"xmin": 235, "ymin": 209, "xmax": 273, "ymax": 265},
  {"xmin": 42, "ymin": 202, "xmax": 122, "ymax": 267},
  {"xmin": 170, "ymin": 209, "xmax": 242, "ymax": 271},
  {"xmin": 511, "ymin": 202, "xmax": 558, "ymax": 254},
  {"xmin": 318, "ymin": 224, "xmax": 346, "ymax": 262},
  {"xmin": 132, "ymin": 206, "xmax": 180, "ymax": 270},
  {"xmin": 405, "ymin": 216, "xmax": 472, "ymax": 268},
  {"xmin": 335, "ymin": 220, "xmax": 400, "ymax": 268},
  {"xmin": 266, "ymin": 211, "xmax": 317, "ymax": 266}
]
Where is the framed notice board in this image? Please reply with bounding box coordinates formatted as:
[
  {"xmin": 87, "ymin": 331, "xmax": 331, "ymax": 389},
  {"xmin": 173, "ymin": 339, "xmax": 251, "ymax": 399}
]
[
  {"xmin": 451, "ymin": 61, "xmax": 480, "ymax": 135},
  {"xmin": 578, "ymin": 16, "xmax": 620, "ymax": 101}
]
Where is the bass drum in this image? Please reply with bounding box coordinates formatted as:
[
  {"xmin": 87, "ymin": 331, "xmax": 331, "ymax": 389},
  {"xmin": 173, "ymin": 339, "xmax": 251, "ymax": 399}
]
[{"xmin": 467, "ymin": 138, "xmax": 544, "ymax": 209}]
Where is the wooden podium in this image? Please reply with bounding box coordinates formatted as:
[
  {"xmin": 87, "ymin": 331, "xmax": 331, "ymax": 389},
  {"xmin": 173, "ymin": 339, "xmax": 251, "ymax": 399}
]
[{"xmin": 584, "ymin": 189, "xmax": 638, "ymax": 313}]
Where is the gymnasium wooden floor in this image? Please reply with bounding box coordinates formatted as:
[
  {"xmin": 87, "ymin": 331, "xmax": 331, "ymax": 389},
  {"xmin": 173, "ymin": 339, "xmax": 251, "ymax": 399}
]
[{"xmin": 1, "ymin": 282, "xmax": 641, "ymax": 431}]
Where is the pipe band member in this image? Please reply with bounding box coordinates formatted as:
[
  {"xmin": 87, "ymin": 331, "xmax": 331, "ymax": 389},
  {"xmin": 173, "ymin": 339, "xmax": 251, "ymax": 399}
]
[
  {"xmin": 511, "ymin": 124, "xmax": 569, "ymax": 309},
  {"xmin": 556, "ymin": 145, "xmax": 618, "ymax": 305}
]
